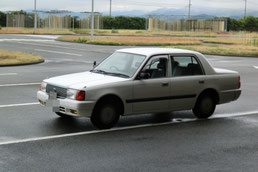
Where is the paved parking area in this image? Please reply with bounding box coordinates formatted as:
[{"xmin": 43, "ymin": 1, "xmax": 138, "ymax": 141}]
[{"xmin": 0, "ymin": 34, "xmax": 258, "ymax": 171}]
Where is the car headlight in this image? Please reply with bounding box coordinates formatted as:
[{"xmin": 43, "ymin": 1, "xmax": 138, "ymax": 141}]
[
  {"xmin": 67, "ymin": 89, "xmax": 77, "ymax": 100},
  {"xmin": 67, "ymin": 89, "xmax": 86, "ymax": 101},
  {"xmin": 40, "ymin": 82, "xmax": 47, "ymax": 92}
]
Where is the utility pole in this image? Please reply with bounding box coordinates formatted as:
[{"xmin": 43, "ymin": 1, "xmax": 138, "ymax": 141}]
[
  {"xmin": 34, "ymin": 0, "xmax": 37, "ymax": 33},
  {"xmin": 91, "ymin": 0, "xmax": 94, "ymax": 40},
  {"xmin": 109, "ymin": 0, "xmax": 112, "ymax": 17},
  {"xmin": 244, "ymin": 0, "xmax": 247, "ymax": 18},
  {"xmin": 188, "ymin": 0, "xmax": 191, "ymax": 19}
]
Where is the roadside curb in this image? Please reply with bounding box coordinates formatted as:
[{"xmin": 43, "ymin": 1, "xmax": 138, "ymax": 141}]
[{"xmin": 0, "ymin": 60, "xmax": 45, "ymax": 67}]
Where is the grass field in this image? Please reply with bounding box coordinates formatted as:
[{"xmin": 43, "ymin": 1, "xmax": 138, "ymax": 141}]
[
  {"xmin": 0, "ymin": 49, "xmax": 44, "ymax": 66},
  {"xmin": 1, "ymin": 27, "xmax": 257, "ymax": 56},
  {"xmin": 57, "ymin": 36, "xmax": 202, "ymax": 46},
  {"xmin": 169, "ymin": 45, "xmax": 258, "ymax": 57},
  {"xmin": 1, "ymin": 27, "xmax": 257, "ymax": 38},
  {"xmin": 0, "ymin": 28, "xmax": 74, "ymax": 35},
  {"xmin": 57, "ymin": 35, "xmax": 258, "ymax": 56}
]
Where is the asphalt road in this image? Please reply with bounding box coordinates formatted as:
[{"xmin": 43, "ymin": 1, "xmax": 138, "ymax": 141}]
[{"xmin": 0, "ymin": 34, "xmax": 258, "ymax": 171}]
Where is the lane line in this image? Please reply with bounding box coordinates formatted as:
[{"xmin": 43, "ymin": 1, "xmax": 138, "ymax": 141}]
[
  {"xmin": 24, "ymin": 35, "xmax": 59, "ymax": 39},
  {"xmin": 0, "ymin": 110, "xmax": 257, "ymax": 146},
  {"xmin": 0, "ymin": 102, "xmax": 40, "ymax": 108},
  {"xmin": 15, "ymin": 42, "xmax": 110, "ymax": 54},
  {"xmin": 0, "ymin": 39, "xmax": 55, "ymax": 42},
  {"xmin": 0, "ymin": 83, "xmax": 40, "ymax": 87},
  {"xmin": 35, "ymin": 49, "xmax": 82, "ymax": 57},
  {"xmin": 0, "ymin": 122, "xmax": 176, "ymax": 146},
  {"xmin": 0, "ymin": 73, "xmax": 17, "ymax": 76},
  {"xmin": 213, "ymin": 110, "xmax": 258, "ymax": 119},
  {"xmin": 254, "ymin": 66, "xmax": 258, "ymax": 69},
  {"xmin": 17, "ymin": 42, "xmax": 82, "ymax": 50}
]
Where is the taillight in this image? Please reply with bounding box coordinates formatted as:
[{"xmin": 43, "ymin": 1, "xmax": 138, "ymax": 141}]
[
  {"xmin": 76, "ymin": 91, "xmax": 86, "ymax": 101},
  {"xmin": 238, "ymin": 76, "xmax": 241, "ymax": 89},
  {"xmin": 40, "ymin": 83, "xmax": 42, "ymax": 90}
]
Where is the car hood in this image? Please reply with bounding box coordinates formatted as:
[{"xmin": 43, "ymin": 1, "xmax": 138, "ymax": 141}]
[{"xmin": 44, "ymin": 71, "xmax": 128, "ymax": 89}]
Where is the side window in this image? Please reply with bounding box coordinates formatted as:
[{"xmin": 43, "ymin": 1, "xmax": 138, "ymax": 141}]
[
  {"xmin": 171, "ymin": 56, "xmax": 203, "ymax": 77},
  {"xmin": 141, "ymin": 57, "xmax": 168, "ymax": 79}
]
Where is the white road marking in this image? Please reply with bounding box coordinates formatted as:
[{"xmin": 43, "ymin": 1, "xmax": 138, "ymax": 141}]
[
  {"xmin": 16, "ymin": 41, "xmax": 80, "ymax": 50},
  {"xmin": 0, "ymin": 39, "xmax": 55, "ymax": 42},
  {"xmin": 14, "ymin": 42, "xmax": 110, "ymax": 54},
  {"xmin": 0, "ymin": 83, "xmax": 40, "ymax": 87},
  {"xmin": 213, "ymin": 110, "xmax": 258, "ymax": 119},
  {"xmin": 0, "ymin": 102, "xmax": 40, "ymax": 108},
  {"xmin": 24, "ymin": 35, "xmax": 59, "ymax": 39},
  {"xmin": 0, "ymin": 110, "xmax": 257, "ymax": 146},
  {"xmin": 0, "ymin": 73, "xmax": 17, "ymax": 76},
  {"xmin": 254, "ymin": 66, "xmax": 258, "ymax": 69},
  {"xmin": 219, "ymin": 60, "xmax": 243, "ymax": 63},
  {"xmin": 35, "ymin": 49, "xmax": 82, "ymax": 56}
]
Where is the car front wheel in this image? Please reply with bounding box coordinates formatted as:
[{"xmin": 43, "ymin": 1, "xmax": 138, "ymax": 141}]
[
  {"xmin": 91, "ymin": 103, "xmax": 120, "ymax": 129},
  {"xmin": 193, "ymin": 94, "xmax": 216, "ymax": 119}
]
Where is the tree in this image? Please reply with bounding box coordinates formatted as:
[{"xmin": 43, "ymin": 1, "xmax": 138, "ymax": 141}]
[
  {"xmin": 0, "ymin": 11, "xmax": 6, "ymax": 27},
  {"xmin": 102, "ymin": 16, "xmax": 146, "ymax": 30},
  {"xmin": 226, "ymin": 17, "xmax": 244, "ymax": 31},
  {"xmin": 241, "ymin": 16, "xmax": 258, "ymax": 32}
]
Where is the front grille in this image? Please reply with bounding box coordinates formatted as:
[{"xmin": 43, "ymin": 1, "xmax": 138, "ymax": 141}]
[
  {"xmin": 46, "ymin": 84, "xmax": 67, "ymax": 98},
  {"xmin": 59, "ymin": 107, "xmax": 66, "ymax": 112}
]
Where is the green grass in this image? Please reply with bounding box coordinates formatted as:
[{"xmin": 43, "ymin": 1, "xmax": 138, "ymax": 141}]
[
  {"xmin": 111, "ymin": 29, "xmax": 119, "ymax": 33},
  {"xmin": 57, "ymin": 36, "xmax": 258, "ymax": 57},
  {"xmin": 0, "ymin": 49, "xmax": 44, "ymax": 66},
  {"xmin": 169, "ymin": 45, "xmax": 258, "ymax": 57}
]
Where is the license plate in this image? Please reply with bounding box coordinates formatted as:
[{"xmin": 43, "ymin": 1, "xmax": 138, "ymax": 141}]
[
  {"xmin": 46, "ymin": 91, "xmax": 60, "ymax": 110},
  {"xmin": 49, "ymin": 91, "xmax": 57, "ymax": 100}
]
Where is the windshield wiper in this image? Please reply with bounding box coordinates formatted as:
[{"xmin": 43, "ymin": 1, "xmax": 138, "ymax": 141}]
[
  {"xmin": 91, "ymin": 69, "xmax": 129, "ymax": 78},
  {"xmin": 90, "ymin": 69, "xmax": 107, "ymax": 74},
  {"xmin": 105, "ymin": 72, "xmax": 130, "ymax": 78}
]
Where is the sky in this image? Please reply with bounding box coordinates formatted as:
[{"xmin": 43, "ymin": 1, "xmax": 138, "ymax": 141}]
[{"xmin": 0, "ymin": 0, "xmax": 258, "ymax": 13}]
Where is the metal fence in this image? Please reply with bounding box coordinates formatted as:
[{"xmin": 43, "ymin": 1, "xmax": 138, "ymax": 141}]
[
  {"xmin": 5, "ymin": 10, "xmax": 103, "ymax": 30},
  {"xmin": 148, "ymin": 15, "xmax": 227, "ymax": 32}
]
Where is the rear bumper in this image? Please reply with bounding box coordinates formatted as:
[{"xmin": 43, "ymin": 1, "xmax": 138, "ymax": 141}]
[
  {"xmin": 37, "ymin": 91, "xmax": 95, "ymax": 117},
  {"xmin": 218, "ymin": 89, "xmax": 241, "ymax": 104}
]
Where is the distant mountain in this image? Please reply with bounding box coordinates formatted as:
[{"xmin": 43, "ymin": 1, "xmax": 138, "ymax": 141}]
[
  {"xmin": 21, "ymin": 7, "xmax": 258, "ymax": 19},
  {"xmin": 191, "ymin": 14, "xmax": 217, "ymax": 20},
  {"xmin": 148, "ymin": 7, "xmax": 258, "ymax": 17},
  {"xmin": 102, "ymin": 10, "xmax": 146, "ymax": 17}
]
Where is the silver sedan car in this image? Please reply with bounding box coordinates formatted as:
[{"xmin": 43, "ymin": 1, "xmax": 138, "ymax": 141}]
[{"xmin": 37, "ymin": 48, "xmax": 241, "ymax": 129}]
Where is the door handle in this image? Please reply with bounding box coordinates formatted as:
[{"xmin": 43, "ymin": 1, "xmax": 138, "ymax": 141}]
[
  {"xmin": 162, "ymin": 82, "xmax": 169, "ymax": 87},
  {"xmin": 199, "ymin": 80, "xmax": 205, "ymax": 84}
]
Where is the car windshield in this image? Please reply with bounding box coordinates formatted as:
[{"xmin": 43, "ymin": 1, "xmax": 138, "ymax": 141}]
[{"xmin": 91, "ymin": 52, "xmax": 146, "ymax": 78}]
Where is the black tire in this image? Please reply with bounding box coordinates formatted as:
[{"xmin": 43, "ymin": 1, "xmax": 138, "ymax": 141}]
[
  {"xmin": 55, "ymin": 112, "xmax": 72, "ymax": 119},
  {"xmin": 193, "ymin": 94, "xmax": 216, "ymax": 119},
  {"xmin": 91, "ymin": 103, "xmax": 120, "ymax": 129}
]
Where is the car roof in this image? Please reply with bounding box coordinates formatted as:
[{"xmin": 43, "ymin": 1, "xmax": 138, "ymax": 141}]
[{"xmin": 116, "ymin": 48, "xmax": 199, "ymax": 57}]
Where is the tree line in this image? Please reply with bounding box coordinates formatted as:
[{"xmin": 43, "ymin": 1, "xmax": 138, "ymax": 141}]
[
  {"xmin": 225, "ymin": 16, "xmax": 258, "ymax": 32},
  {"xmin": 0, "ymin": 11, "xmax": 257, "ymax": 32}
]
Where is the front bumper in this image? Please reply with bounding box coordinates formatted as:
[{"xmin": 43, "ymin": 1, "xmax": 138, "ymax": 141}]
[{"xmin": 37, "ymin": 91, "xmax": 95, "ymax": 117}]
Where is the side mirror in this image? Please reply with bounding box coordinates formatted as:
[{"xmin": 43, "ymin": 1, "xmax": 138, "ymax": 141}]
[
  {"xmin": 138, "ymin": 72, "xmax": 150, "ymax": 80},
  {"xmin": 93, "ymin": 61, "xmax": 97, "ymax": 68}
]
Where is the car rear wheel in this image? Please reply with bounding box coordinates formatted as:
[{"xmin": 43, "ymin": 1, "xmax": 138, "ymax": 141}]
[
  {"xmin": 193, "ymin": 94, "xmax": 216, "ymax": 119},
  {"xmin": 91, "ymin": 103, "xmax": 120, "ymax": 129}
]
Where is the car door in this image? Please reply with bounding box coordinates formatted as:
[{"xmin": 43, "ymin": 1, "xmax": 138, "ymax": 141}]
[
  {"xmin": 170, "ymin": 55, "xmax": 206, "ymax": 111},
  {"xmin": 130, "ymin": 55, "xmax": 171, "ymax": 113}
]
